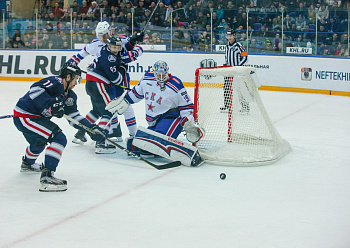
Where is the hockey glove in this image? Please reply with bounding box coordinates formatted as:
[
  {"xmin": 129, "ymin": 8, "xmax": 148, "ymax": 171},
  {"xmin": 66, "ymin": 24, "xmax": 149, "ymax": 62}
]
[
  {"xmin": 87, "ymin": 124, "xmax": 106, "ymax": 142},
  {"xmin": 183, "ymin": 120, "xmax": 205, "ymax": 143},
  {"xmin": 105, "ymin": 96, "xmax": 129, "ymax": 115},
  {"xmin": 120, "ymin": 51, "xmax": 139, "ymax": 63},
  {"xmin": 50, "ymin": 97, "xmax": 65, "ymax": 118},
  {"xmin": 67, "ymin": 57, "xmax": 79, "ymax": 66},
  {"xmin": 129, "ymin": 32, "xmax": 145, "ymax": 46}
]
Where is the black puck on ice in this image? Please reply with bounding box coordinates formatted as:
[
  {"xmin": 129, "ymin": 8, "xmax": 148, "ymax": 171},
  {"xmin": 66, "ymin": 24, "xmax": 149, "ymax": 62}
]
[{"xmin": 220, "ymin": 173, "xmax": 226, "ymax": 180}]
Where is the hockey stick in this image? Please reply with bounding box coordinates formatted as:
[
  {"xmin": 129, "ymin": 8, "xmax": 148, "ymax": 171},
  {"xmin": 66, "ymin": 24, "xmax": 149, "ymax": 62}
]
[
  {"xmin": 81, "ymin": 68, "xmax": 132, "ymax": 90},
  {"xmin": 141, "ymin": 0, "xmax": 161, "ymax": 33},
  {"xmin": 64, "ymin": 114, "xmax": 182, "ymax": 170},
  {"xmin": 0, "ymin": 114, "xmax": 13, "ymax": 119}
]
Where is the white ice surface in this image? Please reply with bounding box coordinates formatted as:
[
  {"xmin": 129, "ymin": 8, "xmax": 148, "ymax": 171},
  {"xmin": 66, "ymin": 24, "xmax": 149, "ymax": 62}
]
[{"xmin": 0, "ymin": 81, "xmax": 350, "ymax": 248}]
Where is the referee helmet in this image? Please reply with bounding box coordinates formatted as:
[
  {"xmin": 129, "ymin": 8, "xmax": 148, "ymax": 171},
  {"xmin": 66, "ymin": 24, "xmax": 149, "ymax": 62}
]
[{"xmin": 226, "ymin": 29, "xmax": 236, "ymax": 36}]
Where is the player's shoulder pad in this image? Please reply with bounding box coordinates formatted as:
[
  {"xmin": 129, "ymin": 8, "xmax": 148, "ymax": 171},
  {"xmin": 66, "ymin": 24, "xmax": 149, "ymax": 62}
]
[
  {"xmin": 39, "ymin": 76, "xmax": 63, "ymax": 87},
  {"xmin": 34, "ymin": 76, "xmax": 64, "ymax": 95},
  {"xmin": 143, "ymin": 70, "xmax": 156, "ymax": 81},
  {"xmin": 91, "ymin": 38, "xmax": 100, "ymax": 43},
  {"xmin": 118, "ymin": 34, "xmax": 129, "ymax": 40},
  {"xmin": 167, "ymin": 75, "xmax": 184, "ymax": 91}
]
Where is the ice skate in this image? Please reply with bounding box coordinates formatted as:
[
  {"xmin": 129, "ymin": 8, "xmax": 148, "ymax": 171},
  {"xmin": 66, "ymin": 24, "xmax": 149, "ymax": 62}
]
[
  {"xmin": 95, "ymin": 140, "xmax": 116, "ymax": 154},
  {"xmin": 39, "ymin": 168, "xmax": 67, "ymax": 192},
  {"xmin": 239, "ymin": 101, "xmax": 250, "ymax": 115},
  {"xmin": 20, "ymin": 156, "xmax": 43, "ymax": 172},
  {"xmin": 191, "ymin": 152, "xmax": 205, "ymax": 167},
  {"xmin": 72, "ymin": 130, "xmax": 87, "ymax": 144},
  {"xmin": 108, "ymin": 124, "xmax": 123, "ymax": 142}
]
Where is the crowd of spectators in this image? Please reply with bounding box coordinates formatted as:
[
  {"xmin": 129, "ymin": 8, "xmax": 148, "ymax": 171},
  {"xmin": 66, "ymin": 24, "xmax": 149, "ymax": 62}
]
[{"xmin": 4, "ymin": 0, "xmax": 350, "ymax": 56}]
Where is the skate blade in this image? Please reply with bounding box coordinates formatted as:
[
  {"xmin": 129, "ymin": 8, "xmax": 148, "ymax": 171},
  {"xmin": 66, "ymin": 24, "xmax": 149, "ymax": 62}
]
[
  {"xmin": 20, "ymin": 168, "xmax": 42, "ymax": 173},
  {"xmin": 95, "ymin": 148, "xmax": 116, "ymax": 154},
  {"xmin": 39, "ymin": 183, "xmax": 67, "ymax": 192},
  {"xmin": 72, "ymin": 138, "xmax": 86, "ymax": 144},
  {"xmin": 109, "ymin": 137, "xmax": 123, "ymax": 142}
]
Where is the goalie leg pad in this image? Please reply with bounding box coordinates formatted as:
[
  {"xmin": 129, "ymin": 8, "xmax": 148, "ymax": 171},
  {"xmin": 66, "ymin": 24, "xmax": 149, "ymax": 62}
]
[{"xmin": 132, "ymin": 127, "xmax": 203, "ymax": 166}]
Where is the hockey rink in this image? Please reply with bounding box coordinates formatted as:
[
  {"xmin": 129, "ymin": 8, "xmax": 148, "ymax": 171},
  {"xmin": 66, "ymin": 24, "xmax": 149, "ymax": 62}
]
[{"xmin": 0, "ymin": 81, "xmax": 349, "ymax": 248}]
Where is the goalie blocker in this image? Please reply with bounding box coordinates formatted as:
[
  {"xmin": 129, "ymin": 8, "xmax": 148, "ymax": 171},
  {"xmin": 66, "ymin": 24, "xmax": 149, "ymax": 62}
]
[{"xmin": 129, "ymin": 127, "xmax": 204, "ymax": 167}]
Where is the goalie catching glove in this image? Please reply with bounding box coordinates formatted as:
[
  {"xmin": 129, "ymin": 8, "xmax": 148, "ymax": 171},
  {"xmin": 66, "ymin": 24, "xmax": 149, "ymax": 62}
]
[
  {"xmin": 105, "ymin": 94, "xmax": 129, "ymax": 115},
  {"xmin": 183, "ymin": 119, "xmax": 205, "ymax": 143}
]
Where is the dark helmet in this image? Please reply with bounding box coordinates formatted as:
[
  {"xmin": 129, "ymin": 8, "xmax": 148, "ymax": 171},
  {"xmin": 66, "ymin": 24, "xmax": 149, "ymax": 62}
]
[
  {"xmin": 226, "ymin": 29, "xmax": 236, "ymax": 36},
  {"xmin": 59, "ymin": 62, "xmax": 82, "ymax": 79},
  {"xmin": 107, "ymin": 35, "xmax": 122, "ymax": 47}
]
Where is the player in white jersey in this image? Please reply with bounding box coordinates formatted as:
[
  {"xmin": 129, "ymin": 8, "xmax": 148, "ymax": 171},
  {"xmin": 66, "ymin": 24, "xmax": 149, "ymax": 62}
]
[
  {"xmin": 105, "ymin": 61, "xmax": 205, "ymax": 166},
  {"xmin": 68, "ymin": 21, "xmax": 144, "ymax": 145}
]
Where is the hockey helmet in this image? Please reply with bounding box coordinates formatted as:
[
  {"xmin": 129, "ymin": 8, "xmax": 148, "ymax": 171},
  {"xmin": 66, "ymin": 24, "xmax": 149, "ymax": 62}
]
[
  {"xmin": 59, "ymin": 62, "xmax": 82, "ymax": 87},
  {"xmin": 226, "ymin": 29, "xmax": 236, "ymax": 36},
  {"xmin": 96, "ymin": 21, "xmax": 111, "ymax": 41},
  {"xmin": 153, "ymin": 60, "xmax": 169, "ymax": 90},
  {"xmin": 107, "ymin": 35, "xmax": 122, "ymax": 54}
]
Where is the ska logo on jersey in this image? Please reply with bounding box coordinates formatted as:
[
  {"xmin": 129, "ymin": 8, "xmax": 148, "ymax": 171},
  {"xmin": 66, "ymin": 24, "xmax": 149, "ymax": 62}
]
[
  {"xmin": 108, "ymin": 55, "xmax": 116, "ymax": 62},
  {"xmin": 147, "ymin": 102, "xmax": 155, "ymax": 112}
]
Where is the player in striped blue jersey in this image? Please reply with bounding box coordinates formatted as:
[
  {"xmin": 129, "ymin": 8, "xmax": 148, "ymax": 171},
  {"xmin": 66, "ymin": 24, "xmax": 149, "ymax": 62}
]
[
  {"xmin": 68, "ymin": 21, "xmax": 144, "ymax": 145},
  {"xmin": 13, "ymin": 63, "xmax": 105, "ymax": 192},
  {"xmin": 222, "ymin": 29, "xmax": 249, "ymax": 113}
]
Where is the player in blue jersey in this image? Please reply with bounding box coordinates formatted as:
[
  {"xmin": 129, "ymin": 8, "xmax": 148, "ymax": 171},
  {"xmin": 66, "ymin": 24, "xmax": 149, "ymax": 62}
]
[
  {"xmin": 105, "ymin": 61, "xmax": 205, "ymax": 167},
  {"xmin": 13, "ymin": 63, "xmax": 105, "ymax": 192},
  {"xmin": 68, "ymin": 21, "xmax": 144, "ymax": 144},
  {"xmin": 84, "ymin": 35, "xmax": 135, "ymax": 154}
]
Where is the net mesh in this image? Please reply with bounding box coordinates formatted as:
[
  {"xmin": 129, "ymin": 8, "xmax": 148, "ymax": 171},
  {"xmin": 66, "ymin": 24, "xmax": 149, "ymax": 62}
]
[{"xmin": 194, "ymin": 66, "xmax": 291, "ymax": 166}]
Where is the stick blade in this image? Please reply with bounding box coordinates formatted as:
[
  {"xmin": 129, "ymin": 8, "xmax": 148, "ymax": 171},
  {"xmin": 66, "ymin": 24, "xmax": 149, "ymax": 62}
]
[{"xmin": 147, "ymin": 160, "xmax": 182, "ymax": 170}]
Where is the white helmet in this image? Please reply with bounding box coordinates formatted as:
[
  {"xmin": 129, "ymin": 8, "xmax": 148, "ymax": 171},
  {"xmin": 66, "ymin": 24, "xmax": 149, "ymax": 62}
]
[{"xmin": 95, "ymin": 21, "xmax": 111, "ymax": 38}]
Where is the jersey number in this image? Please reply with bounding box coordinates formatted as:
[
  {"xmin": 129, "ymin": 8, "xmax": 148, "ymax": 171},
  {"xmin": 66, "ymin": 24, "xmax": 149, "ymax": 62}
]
[{"xmin": 110, "ymin": 66, "xmax": 117, "ymax": 73}]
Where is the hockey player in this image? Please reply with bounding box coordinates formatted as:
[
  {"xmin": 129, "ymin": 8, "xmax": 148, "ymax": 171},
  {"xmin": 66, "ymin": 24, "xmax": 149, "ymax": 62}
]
[
  {"xmin": 222, "ymin": 29, "xmax": 249, "ymax": 113},
  {"xmin": 83, "ymin": 35, "xmax": 135, "ymax": 154},
  {"xmin": 105, "ymin": 61, "xmax": 205, "ymax": 167},
  {"xmin": 68, "ymin": 21, "xmax": 144, "ymax": 144},
  {"xmin": 13, "ymin": 63, "xmax": 105, "ymax": 192}
]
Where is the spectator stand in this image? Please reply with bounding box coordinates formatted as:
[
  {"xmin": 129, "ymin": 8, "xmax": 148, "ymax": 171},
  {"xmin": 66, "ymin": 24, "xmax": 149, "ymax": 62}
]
[{"xmin": 2, "ymin": 1, "xmax": 350, "ymax": 57}]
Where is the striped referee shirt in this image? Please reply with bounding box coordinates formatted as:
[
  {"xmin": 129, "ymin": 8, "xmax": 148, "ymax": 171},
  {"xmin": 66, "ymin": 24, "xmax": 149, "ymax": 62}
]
[{"xmin": 224, "ymin": 40, "xmax": 248, "ymax": 66}]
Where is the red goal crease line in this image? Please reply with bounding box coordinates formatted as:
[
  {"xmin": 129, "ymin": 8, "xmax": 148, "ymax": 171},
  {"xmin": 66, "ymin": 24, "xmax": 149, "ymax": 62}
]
[{"xmin": 0, "ymin": 76, "xmax": 349, "ymax": 97}]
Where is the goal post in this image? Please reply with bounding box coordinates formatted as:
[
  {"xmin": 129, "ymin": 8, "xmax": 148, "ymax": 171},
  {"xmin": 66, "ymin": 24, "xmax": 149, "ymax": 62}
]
[{"xmin": 194, "ymin": 66, "xmax": 291, "ymax": 166}]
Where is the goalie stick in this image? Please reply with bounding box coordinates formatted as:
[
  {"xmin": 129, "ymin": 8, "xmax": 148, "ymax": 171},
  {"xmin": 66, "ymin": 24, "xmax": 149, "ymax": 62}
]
[{"xmin": 63, "ymin": 114, "xmax": 182, "ymax": 170}]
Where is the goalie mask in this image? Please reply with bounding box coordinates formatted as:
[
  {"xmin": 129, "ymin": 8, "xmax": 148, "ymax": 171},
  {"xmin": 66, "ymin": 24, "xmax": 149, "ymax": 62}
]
[
  {"xmin": 153, "ymin": 60, "xmax": 169, "ymax": 91},
  {"xmin": 96, "ymin": 21, "xmax": 111, "ymax": 43},
  {"xmin": 107, "ymin": 35, "xmax": 122, "ymax": 55}
]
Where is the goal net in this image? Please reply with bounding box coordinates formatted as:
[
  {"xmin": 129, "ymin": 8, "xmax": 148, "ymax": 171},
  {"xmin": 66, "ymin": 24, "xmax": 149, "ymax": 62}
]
[{"xmin": 194, "ymin": 66, "xmax": 291, "ymax": 166}]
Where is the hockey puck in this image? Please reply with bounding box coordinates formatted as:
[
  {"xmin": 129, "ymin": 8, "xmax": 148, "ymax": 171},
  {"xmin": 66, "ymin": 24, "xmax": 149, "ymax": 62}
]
[{"xmin": 220, "ymin": 173, "xmax": 226, "ymax": 180}]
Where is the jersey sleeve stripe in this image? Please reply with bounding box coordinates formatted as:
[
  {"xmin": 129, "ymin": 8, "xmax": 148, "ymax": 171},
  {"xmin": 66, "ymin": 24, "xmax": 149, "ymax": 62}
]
[{"xmin": 132, "ymin": 88, "xmax": 144, "ymax": 99}]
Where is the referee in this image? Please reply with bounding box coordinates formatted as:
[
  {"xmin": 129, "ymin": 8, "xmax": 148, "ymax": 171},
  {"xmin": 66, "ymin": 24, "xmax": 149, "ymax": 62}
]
[{"xmin": 221, "ymin": 29, "xmax": 249, "ymax": 112}]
